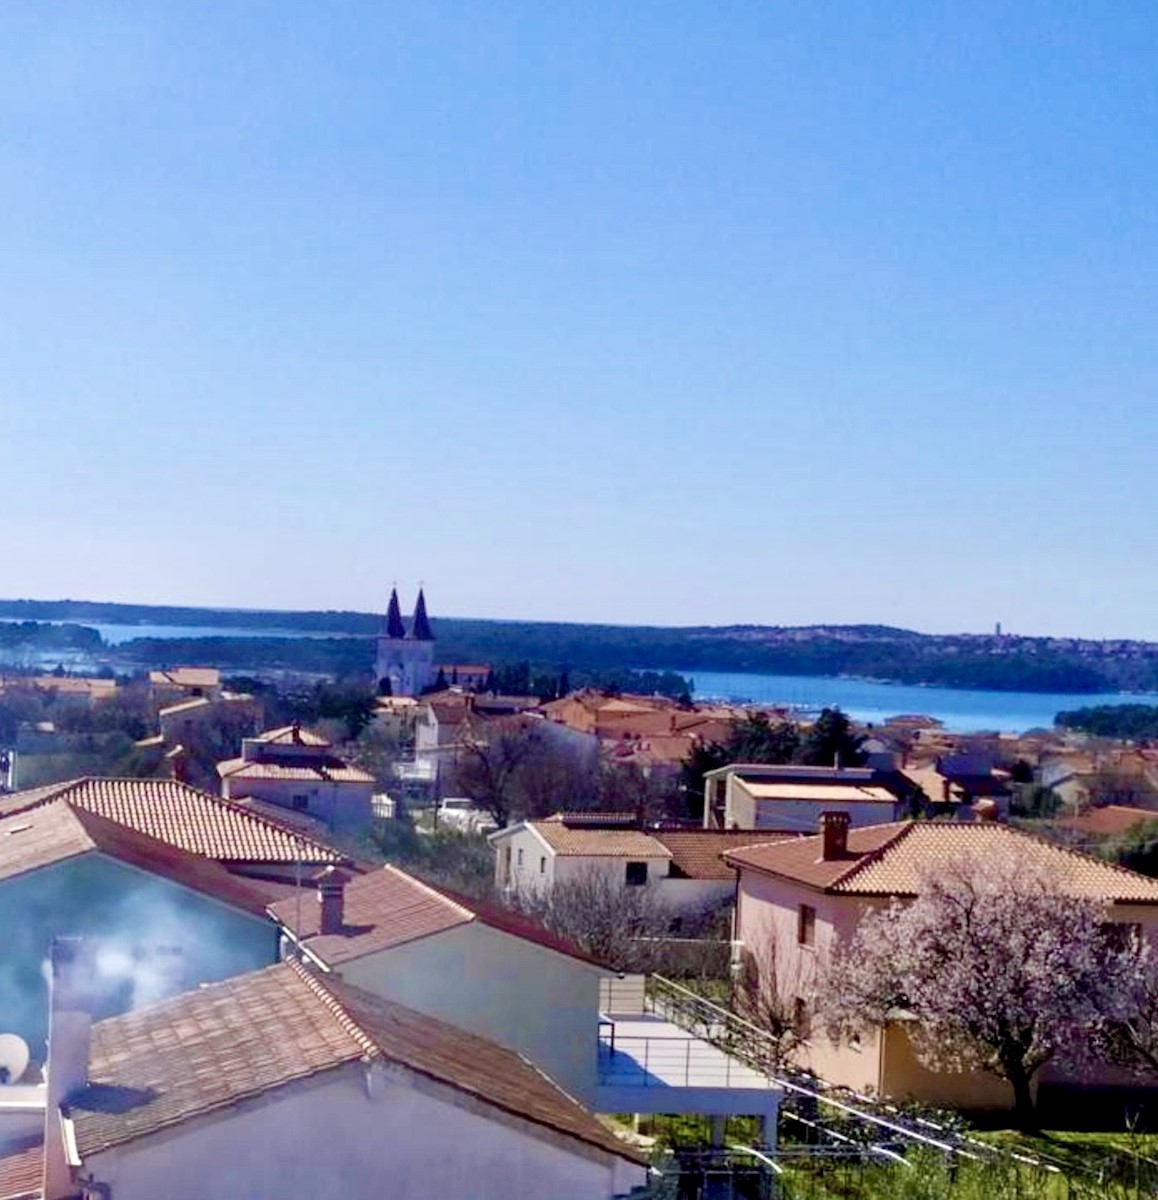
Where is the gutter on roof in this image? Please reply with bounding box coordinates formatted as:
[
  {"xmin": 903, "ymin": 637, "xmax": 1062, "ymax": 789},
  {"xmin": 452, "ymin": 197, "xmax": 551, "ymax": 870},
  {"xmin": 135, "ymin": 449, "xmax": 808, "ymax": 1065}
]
[{"xmin": 270, "ymin": 919, "xmax": 334, "ymax": 973}]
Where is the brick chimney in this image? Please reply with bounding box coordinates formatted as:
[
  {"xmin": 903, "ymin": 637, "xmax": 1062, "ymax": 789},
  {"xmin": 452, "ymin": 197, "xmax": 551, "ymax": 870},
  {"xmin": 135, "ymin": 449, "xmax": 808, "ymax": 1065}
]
[
  {"xmin": 315, "ymin": 866, "xmax": 351, "ymax": 936},
  {"xmin": 819, "ymin": 811, "xmax": 851, "ymax": 861},
  {"xmin": 43, "ymin": 938, "xmax": 95, "ymax": 1200}
]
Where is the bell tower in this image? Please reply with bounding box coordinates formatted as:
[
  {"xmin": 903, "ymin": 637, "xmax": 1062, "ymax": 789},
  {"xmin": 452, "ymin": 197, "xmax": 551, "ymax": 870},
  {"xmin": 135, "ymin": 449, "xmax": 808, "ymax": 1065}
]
[{"xmin": 375, "ymin": 587, "xmax": 436, "ymax": 696}]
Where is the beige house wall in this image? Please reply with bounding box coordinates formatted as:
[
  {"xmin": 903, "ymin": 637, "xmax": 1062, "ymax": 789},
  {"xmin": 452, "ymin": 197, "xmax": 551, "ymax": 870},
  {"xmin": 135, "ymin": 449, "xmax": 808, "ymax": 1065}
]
[
  {"xmin": 878, "ymin": 1023, "xmax": 1017, "ymax": 1109},
  {"xmin": 737, "ymin": 866, "xmax": 1158, "ymax": 1110}
]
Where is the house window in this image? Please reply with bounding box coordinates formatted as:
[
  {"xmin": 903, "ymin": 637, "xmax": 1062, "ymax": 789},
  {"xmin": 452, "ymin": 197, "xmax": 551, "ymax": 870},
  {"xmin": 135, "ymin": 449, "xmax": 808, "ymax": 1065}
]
[
  {"xmin": 625, "ymin": 861, "xmax": 648, "ymax": 887},
  {"xmin": 539, "ymin": 857, "xmax": 546, "ymax": 874},
  {"xmin": 501, "ymin": 847, "xmax": 511, "ymax": 884},
  {"xmin": 797, "ymin": 904, "xmax": 816, "ymax": 947},
  {"xmin": 291, "ymin": 794, "xmax": 309, "ymax": 812},
  {"xmin": 517, "ymin": 848, "xmax": 524, "ymax": 867},
  {"xmin": 794, "ymin": 997, "xmax": 812, "ymax": 1040}
]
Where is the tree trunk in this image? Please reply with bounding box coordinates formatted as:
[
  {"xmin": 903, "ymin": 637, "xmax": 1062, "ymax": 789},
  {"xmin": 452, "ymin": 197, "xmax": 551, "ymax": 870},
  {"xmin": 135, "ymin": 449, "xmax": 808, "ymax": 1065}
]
[{"xmin": 1007, "ymin": 1066, "xmax": 1037, "ymax": 1132}]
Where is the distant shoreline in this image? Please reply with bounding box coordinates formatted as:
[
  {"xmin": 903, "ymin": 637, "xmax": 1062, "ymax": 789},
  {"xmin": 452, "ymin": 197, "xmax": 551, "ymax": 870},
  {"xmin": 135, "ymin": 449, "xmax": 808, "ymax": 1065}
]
[{"xmin": 2, "ymin": 600, "xmax": 1157, "ymax": 697}]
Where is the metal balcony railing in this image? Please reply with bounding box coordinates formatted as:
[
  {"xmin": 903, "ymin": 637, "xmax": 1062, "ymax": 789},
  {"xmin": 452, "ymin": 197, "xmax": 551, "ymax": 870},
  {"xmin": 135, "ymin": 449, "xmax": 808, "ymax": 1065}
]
[{"xmin": 598, "ymin": 1025, "xmax": 777, "ymax": 1089}]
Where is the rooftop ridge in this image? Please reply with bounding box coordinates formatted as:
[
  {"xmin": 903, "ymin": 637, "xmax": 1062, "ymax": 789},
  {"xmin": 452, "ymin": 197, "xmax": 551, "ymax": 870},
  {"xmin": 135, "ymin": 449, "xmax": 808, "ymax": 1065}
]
[
  {"xmin": 0, "ymin": 776, "xmax": 347, "ymax": 865},
  {"xmin": 963, "ymin": 819, "xmax": 1158, "ymax": 899},
  {"xmin": 382, "ymin": 863, "xmax": 476, "ymax": 923},
  {"xmin": 284, "ymin": 957, "xmax": 381, "ymax": 1061},
  {"xmin": 0, "ymin": 776, "xmax": 86, "ymax": 812},
  {"xmin": 825, "ymin": 821, "xmax": 917, "ymax": 889}
]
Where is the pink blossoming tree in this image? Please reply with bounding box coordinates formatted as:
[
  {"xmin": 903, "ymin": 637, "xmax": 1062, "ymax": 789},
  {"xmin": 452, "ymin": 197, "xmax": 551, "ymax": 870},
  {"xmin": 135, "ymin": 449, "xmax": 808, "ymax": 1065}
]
[{"xmin": 821, "ymin": 850, "xmax": 1117, "ymax": 1128}]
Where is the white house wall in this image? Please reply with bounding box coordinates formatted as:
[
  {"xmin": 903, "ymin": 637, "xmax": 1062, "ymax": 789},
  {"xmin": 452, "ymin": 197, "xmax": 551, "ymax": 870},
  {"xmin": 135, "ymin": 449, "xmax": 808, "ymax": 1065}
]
[
  {"xmin": 551, "ymin": 853, "xmax": 672, "ymax": 892},
  {"xmin": 84, "ymin": 1061, "xmax": 643, "ymax": 1200},
  {"xmin": 222, "ymin": 775, "xmax": 372, "ymax": 831},
  {"xmin": 494, "ymin": 829, "xmax": 729, "ymax": 915},
  {"xmin": 337, "ymin": 921, "xmax": 602, "ymax": 1104},
  {"xmin": 494, "ymin": 826, "xmax": 558, "ymax": 897}
]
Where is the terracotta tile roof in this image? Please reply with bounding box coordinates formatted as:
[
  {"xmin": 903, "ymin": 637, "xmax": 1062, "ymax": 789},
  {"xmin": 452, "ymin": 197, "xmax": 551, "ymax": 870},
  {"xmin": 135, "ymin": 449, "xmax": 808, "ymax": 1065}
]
[
  {"xmin": 0, "ymin": 1136, "xmax": 42, "ymax": 1200},
  {"xmin": 271, "ymin": 864, "xmax": 598, "ymax": 967},
  {"xmin": 8, "ymin": 675, "xmax": 117, "ymax": 700},
  {"xmin": 251, "ymin": 724, "xmax": 331, "ymax": 748},
  {"xmin": 71, "ymin": 960, "xmax": 643, "ymax": 1166},
  {"xmin": 598, "ymin": 697, "xmax": 663, "ymax": 715},
  {"xmin": 0, "ymin": 801, "xmax": 276, "ymax": 916},
  {"xmin": 726, "ymin": 821, "xmax": 1158, "ymax": 903},
  {"xmin": 528, "ymin": 818, "xmax": 671, "ymax": 859},
  {"xmin": 230, "ymin": 796, "xmax": 333, "ymax": 838},
  {"xmin": 427, "ymin": 700, "xmax": 472, "ymax": 725},
  {"xmin": 217, "ymin": 758, "xmax": 374, "ymax": 784},
  {"xmin": 620, "ymin": 734, "xmax": 700, "ymax": 767},
  {"xmin": 654, "ymin": 829, "xmax": 798, "ymax": 880},
  {"xmin": 1056, "ymin": 805, "xmax": 1158, "ymax": 837},
  {"xmin": 148, "ymin": 667, "xmax": 220, "ymax": 689},
  {"xmin": 0, "ymin": 778, "xmax": 344, "ymax": 867}
]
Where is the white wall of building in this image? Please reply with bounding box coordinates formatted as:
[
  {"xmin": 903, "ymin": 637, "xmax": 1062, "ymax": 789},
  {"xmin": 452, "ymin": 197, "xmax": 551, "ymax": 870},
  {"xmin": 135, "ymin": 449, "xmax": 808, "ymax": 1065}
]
[
  {"xmin": 493, "ymin": 826, "xmax": 557, "ymax": 897},
  {"xmin": 493, "ymin": 827, "xmax": 730, "ymax": 915},
  {"xmin": 335, "ymin": 921, "xmax": 603, "ymax": 1105},
  {"xmin": 221, "ymin": 774, "xmax": 372, "ymax": 831},
  {"xmin": 83, "ymin": 1060, "xmax": 644, "ymax": 1200},
  {"xmin": 552, "ymin": 853, "xmax": 673, "ymax": 892}
]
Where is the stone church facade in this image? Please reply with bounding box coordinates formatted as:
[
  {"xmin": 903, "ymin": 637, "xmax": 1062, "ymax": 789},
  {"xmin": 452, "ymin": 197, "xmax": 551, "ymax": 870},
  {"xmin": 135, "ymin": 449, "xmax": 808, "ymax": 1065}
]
[{"xmin": 375, "ymin": 588, "xmax": 436, "ymax": 696}]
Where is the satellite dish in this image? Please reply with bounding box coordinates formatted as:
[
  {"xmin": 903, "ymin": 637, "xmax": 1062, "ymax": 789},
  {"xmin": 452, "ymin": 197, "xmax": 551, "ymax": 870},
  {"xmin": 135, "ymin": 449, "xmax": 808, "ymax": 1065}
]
[{"xmin": 0, "ymin": 1034, "xmax": 30, "ymax": 1086}]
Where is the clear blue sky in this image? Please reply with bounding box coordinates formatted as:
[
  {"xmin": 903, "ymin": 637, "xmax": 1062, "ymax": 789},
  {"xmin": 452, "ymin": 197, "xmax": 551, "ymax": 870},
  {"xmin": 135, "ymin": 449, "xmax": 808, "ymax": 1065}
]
[{"xmin": 1, "ymin": 3, "xmax": 1155, "ymax": 638}]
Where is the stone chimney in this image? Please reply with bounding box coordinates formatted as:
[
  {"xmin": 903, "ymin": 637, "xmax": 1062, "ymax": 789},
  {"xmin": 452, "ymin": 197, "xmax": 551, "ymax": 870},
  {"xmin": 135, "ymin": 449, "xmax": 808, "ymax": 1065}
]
[
  {"xmin": 43, "ymin": 938, "xmax": 95, "ymax": 1200},
  {"xmin": 819, "ymin": 811, "xmax": 851, "ymax": 862},
  {"xmin": 315, "ymin": 867, "xmax": 351, "ymax": 936}
]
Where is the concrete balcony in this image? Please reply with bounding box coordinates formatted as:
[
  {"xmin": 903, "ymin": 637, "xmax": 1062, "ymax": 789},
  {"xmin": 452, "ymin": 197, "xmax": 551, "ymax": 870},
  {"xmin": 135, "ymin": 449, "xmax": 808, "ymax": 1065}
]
[{"xmin": 595, "ymin": 976, "xmax": 780, "ymax": 1140}]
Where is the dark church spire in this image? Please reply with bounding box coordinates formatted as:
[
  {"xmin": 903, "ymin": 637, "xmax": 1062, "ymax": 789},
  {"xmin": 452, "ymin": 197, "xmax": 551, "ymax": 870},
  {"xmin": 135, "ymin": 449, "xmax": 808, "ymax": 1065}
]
[
  {"xmin": 385, "ymin": 588, "xmax": 406, "ymax": 639},
  {"xmin": 411, "ymin": 589, "xmax": 433, "ymax": 641}
]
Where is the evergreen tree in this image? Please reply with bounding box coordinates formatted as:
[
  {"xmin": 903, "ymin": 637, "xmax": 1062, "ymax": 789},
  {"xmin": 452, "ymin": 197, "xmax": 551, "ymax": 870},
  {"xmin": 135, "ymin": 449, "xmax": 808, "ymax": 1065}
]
[{"xmin": 796, "ymin": 707, "xmax": 864, "ymax": 767}]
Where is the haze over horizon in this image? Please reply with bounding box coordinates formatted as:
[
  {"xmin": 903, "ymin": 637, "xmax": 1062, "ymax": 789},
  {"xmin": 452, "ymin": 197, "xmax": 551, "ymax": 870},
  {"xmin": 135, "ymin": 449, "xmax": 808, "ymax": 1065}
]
[{"xmin": 2, "ymin": 4, "xmax": 1155, "ymax": 640}]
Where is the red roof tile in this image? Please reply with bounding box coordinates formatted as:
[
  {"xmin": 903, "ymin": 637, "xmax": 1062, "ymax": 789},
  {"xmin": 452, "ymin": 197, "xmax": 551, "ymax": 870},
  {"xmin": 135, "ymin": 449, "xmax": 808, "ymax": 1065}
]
[
  {"xmin": 0, "ymin": 801, "xmax": 276, "ymax": 917},
  {"xmin": 654, "ymin": 829, "xmax": 798, "ymax": 880},
  {"xmin": 0, "ymin": 1137, "xmax": 42, "ymax": 1200},
  {"xmin": 726, "ymin": 820, "xmax": 1158, "ymax": 903},
  {"xmin": 71, "ymin": 961, "xmax": 643, "ymax": 1166},
  {"xmin": 270, "ymin": 864, "xmax": 599, "ymax": 967},
  {"xmin": 528, "ymin": 818, "xmax": 670, "ymax": 859},
  {"xmin": 1056, "ymin": 805, "xmax": 1158, "ymax": 837},
  {"xmin": 217, "ymin": 759, "xmax": 374, "ymax": 784},
  {"xmin": 0, "ymin": 778, "xmax": 345, "ymax": 867}
]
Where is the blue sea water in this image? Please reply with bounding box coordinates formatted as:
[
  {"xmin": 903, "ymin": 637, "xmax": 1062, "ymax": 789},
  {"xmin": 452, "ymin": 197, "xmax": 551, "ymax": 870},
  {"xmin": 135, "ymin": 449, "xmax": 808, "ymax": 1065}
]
[
  {"xmin": 682, "ymin": 669, "xmax": 1158, "ymax": 734},
  {"xmin": 5, "ymin": 619, "xmax": 1154, "ymax": 734}
]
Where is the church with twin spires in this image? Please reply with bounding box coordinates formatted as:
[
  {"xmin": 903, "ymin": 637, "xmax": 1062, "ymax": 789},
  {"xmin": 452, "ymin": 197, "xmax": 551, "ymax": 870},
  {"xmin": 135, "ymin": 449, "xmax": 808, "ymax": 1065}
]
[{"xmin": 375, "ymin": 587, "xmax": 436, "ymax": 696}]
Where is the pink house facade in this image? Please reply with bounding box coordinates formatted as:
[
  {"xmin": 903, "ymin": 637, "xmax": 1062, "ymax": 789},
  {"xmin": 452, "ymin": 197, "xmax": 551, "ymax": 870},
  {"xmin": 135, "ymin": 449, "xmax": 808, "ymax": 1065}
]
[{"xmin": 726, "ymin": 814, "xmax": 1158, "ymax": 1113}]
